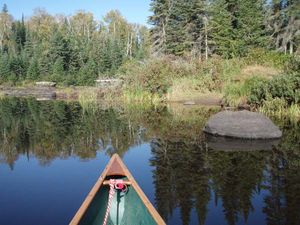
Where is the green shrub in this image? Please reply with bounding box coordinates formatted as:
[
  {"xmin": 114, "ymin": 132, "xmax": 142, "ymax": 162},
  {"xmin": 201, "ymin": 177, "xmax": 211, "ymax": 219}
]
[
  {"xmin": 224, "ymin": 76, "xmax": 267, "ymax": 106},
  {"xmin": 268, "ymin": 73, "xmax": 300, "ymax": 104},
  {"xmin": 246, "ymin": 48, "xmax": 290, "ymax": 68},
  {"xmin": 248, "ymin": 73, "xmax": 300, "ymax": 105},
  {"xmin": 120, "ymin": 56, "xmax": 197, "ymax": 97},
  {"xmin": 284, "ymin": 55, "xmax": 300, "ymax": 74},
  {"xmin": 259, "ymin": 96, "xmax": 287, "ymax": 118}
]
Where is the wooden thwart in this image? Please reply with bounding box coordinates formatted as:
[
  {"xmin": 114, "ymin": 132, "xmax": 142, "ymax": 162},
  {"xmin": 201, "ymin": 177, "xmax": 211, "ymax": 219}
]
[{"xmin": 102, "ymin": 180, "xmax": 132, "ymax": 185}]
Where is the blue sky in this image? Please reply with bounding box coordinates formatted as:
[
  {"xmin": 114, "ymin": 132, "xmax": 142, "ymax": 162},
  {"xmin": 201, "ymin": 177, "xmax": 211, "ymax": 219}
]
[{"xmin": 0, "ymin": 0, "xmax": 152, "ymax": 25}]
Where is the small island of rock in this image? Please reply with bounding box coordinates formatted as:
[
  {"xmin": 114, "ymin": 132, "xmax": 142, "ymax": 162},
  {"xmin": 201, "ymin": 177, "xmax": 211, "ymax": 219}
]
[{"xmin": 203, "ymin": 110, "xmax": 282, "ymax": 139}]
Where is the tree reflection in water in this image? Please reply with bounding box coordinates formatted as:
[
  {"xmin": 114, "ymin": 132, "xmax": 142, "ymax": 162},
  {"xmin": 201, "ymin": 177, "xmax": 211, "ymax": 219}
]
[
  {"xmin": 149, "ymin": 109, "xmax": 300, "ymax": 225},
  {"xmin": 0, "ymin": 97, "xmax": 299, "ymax": 225},
  {"xmin": 0, "ymin": 97, "xmax": 145, "ymax": 167}
]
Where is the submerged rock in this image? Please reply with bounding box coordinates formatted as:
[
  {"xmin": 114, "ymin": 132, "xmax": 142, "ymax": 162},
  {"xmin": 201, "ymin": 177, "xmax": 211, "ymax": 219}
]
[{"xmin": 203, "ymin": 110, "xmax": 282, "ymax": 139}]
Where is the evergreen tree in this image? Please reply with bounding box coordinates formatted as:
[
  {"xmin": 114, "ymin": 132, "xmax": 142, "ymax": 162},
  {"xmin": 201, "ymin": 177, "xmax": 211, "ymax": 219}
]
[
  {"xmin": 99, "ymin": 39, "xmax": 113, "ymax": 74},
  {"xmin": 27, "ymin": 58, "xmax": 40, "ymax": 80},
  {"xmin": 165, "ymin": 0, "xmax": 192, "ymax": 55},
  {"xmin": 149, "ymin": 0, "xmax": 169, "ymax": 54},
  {"xmin": 10, "ymin": 55, "xmax": 26, "ymax": 80},
  {"xmin": 210, "ymin": 0, "xmax": 267, "ymax": 57},
  {"xmin": 2, "ymin": 4, "xmax": 8, "ymax": 13},
  {"xmin": 78, "ymin": 59, "xmax": 97, "ymax": 85},
  {"xmin": 11, "ymin": 15, "xmax": 26, "ymax": 53},
  {"xmin": 235, "ymin": 0, "xmax": 267, "ymax": 55},
  {"xmin": 268, "ymin": 0, "xmax": 300, "ymax": 54},
  {"xmin": 0, "ymin": 53, "xmax": 10, "ymax": 81},
  {"xmin": 0, "ymin": 3, "xmax": 12, "ymax": 53},
  {"xmin": 51, "ymin": 57, "xmax": 65, "ymax": 82},
  {"xmin": 188, "ymin": 0, "xmax": 207, "ymax": 59},
  {"xmin": 110, "ymin": 39, "xmax": 124, "ymax": 72},
  {"xmin": 49, "ymin": 31, "xmax": 72, "ymax": 70},
  {"xmin": 209, "ymin": 0, "xmax": 236, "ymax": 57}
]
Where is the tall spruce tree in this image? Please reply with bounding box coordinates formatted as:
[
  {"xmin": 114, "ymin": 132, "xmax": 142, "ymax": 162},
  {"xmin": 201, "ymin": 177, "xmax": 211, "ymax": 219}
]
[
  {"xmin": 11, "ymin": 22, "xmax": 26, "ymax": 53},
  {"xmin": 210, "ymin": 0, "xmax": 267, "ymax": 57},
  {"xmin": 235, "ymin": 0, "xmax": 267, "ymax": 55},
  {"xmin": 165, "ymin": 0, "xmax": 206, "ymax": 56},
  {"xmin": 165, "ymin": 0, "xmax": 189, "ymax": 55},
  {"xmin": 27, "ymin": 57, "xmax": 40, "ymax": 80},
  {"xmin": 209, "ymin": 0, "xmax": 236, "ymax": 58},
  {"xmin": 0, "ymin": 53, "xmax": 10, "ymax": 81},
  {"xmin": 149, "ymin": 0, "xmax": 169, "ymax": 54},
  {"xmin": 189, "ymin": 0, "xmax": 207, "ymax": 60},
  {"xmin": 51, "ymin": 57, "xmax": 65, "ymax": 82}
]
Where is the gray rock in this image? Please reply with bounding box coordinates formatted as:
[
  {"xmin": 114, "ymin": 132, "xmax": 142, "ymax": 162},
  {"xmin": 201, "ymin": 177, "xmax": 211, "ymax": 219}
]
[
  {"xmin": 183, "ymin": 101, "xmax": 196, "ymax": 105},
  {"xmin": 35, "ymin": 81, "xmax": 56, "ymax": 87},
  {"xmin": 95, "ymin": 79, "xmax": 123, "ymax": 88},
  {"xmin": 1, "ymin": 87, "xmax": 56, "ymax": 99},
  {"xmin": 203, "ymin": 110, "xmax": 282, "ymax": 139}
]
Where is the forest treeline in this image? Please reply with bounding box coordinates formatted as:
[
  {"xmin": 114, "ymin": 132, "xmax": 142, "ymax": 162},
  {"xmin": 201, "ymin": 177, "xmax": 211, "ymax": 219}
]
[
  {"xmin": 0, "ymin": 4, "xmax": 149, "ymax": 85},
  {"xmin": 149, "ymin": 0, "xmax": 299, "ymax": 58},
  {"xmin": 0, "ymin": 1, "xmax": 299, "ymax": 86}
]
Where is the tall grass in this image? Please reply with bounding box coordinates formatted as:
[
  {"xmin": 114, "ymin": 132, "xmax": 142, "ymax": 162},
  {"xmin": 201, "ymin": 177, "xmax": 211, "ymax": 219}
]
[
  {"xmin": 78, "ymin": 89, "xmax": 99, "ymax": 112},
  {"xmin": 259, "ymin": 97, "xmax": 300, "ymax": 123},
  {"xmin": 122, "ymin": 88, "xmax": 161, "ymax": 105},
  {"xmin": 167, "ymin": 76, "xmax": 217, "ymax": 101},
  {"xmin": 223, "ymin": 76, "xmax": 267, "ymax": 107}
]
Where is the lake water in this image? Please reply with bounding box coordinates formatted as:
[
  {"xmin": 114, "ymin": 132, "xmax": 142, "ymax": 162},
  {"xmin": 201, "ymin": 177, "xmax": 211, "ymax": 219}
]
[{"xmin": 0, "ymin": 98, "xmax": 299, "ymax": 225}]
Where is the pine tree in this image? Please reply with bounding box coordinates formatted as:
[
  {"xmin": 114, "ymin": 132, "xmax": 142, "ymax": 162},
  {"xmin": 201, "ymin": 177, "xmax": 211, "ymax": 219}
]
[
  {"xmin": 165, "ymin": 0, "xmax": 191, "ymax": 55},
  {"xmin": 210, "ymin": 0, "xmax": 267, "ymax": 57},
  {"xmin": 149, "ymin": 0, "xmax": 169, "ymax": 54},
  {"xmin": 49, "ymin": 31, "xmax": 72, "ymax": 70},
  {"xmin": 27, "ymin": 58, "xmax": 40, "ymax": 80},
  {"xmin": 0, "ymin": 3, "xmax": 12, "ymax": 53},
  {"xmin": 235, "ymin": 0, "xmax": 267, "ymax": 55},
  {"xmin": 209, "ymin": 0, "xmax": 235, "ymax": 57},
  {"xmin": 51, "ymin": 57, "xmax": 65, "ymax": 82},
  {"xmin": 188, "ymin": 0, "xmax": 207, "ymax": 60},
  {"xmin": 110, "ymin": 39, "xmax": 124, "ymax": 72},
  {"xmin": 11, "ymin": 15, "xmax": 26, "ymax": 53},
  {"xmin": 150, "ymin": 0, "xmax": 207, "ymax": 57},
  {"xmin": 78, "ymin": 59, "xmax": 97, "ymax": 85},
  {"xmin": 0, "ymin": 53, "xmax": 10, "ymax": 81},
  {"xmin": 10, "ymin": 55, "xmax": 26, "ymax": 81},
  {"xmin": 2, "ymin": 4, "xmax": 8, "ymax": 13},
  {"xmin": 99, "ymin": 38, "xmax": 113, "ymax": 74}
]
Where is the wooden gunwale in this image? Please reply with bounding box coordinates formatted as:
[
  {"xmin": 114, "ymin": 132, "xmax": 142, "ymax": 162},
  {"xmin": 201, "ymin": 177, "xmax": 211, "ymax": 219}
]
[{"xmin": 69, "ymin": 154, "xmax": 166, "ymax": 225}]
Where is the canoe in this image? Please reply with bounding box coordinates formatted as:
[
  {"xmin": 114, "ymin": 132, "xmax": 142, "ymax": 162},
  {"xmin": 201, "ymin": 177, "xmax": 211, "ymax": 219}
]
[{"xmin": 70, "ymin": 154, "xmax": 166, "ymax": 225}]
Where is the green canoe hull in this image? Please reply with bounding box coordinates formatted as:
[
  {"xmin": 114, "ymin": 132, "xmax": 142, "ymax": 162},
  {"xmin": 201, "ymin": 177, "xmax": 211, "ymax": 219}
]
[{"xmin": 78, "ymin": 179, "xmax": 157, "ymax": 225}]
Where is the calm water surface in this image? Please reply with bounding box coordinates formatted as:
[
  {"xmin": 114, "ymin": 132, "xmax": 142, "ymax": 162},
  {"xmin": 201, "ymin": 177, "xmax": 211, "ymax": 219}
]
[{"xmin": 0, "ymin": 98, "xmax": 299, "ymax": 225}]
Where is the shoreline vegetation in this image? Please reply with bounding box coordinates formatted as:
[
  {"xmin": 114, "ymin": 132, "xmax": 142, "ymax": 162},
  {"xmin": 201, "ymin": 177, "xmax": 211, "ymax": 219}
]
[
  {"xmin": 1, "ymin": 51, "xmax": 299, "ymax": 122},
  {"xmin": 0, "ymin": 2, "xmax": 299, "ymax": 122}
]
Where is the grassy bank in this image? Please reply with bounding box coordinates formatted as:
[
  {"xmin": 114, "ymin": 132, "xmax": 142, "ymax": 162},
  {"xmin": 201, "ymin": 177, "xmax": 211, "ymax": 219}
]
[{"xmin": 118, "ymin": 49, "xmax": 299, "ymax": 122}]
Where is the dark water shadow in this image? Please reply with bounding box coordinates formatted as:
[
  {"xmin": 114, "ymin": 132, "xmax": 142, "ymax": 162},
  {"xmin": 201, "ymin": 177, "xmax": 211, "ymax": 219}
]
[{"xmin": 205, "ymin": 134, "xmax": 281, "ymax": 151}]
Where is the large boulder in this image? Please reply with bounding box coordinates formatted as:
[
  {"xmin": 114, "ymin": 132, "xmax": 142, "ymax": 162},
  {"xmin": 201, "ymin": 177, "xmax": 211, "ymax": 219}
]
[{"xmin": 203, "ymin": 110, "xmax": 282, "ymax": 139}]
